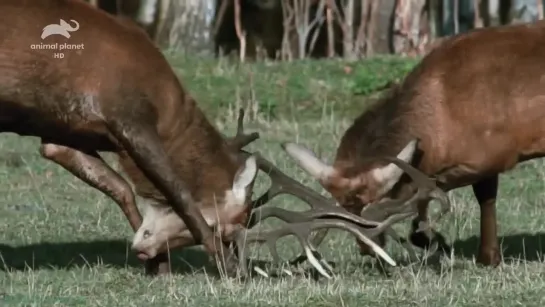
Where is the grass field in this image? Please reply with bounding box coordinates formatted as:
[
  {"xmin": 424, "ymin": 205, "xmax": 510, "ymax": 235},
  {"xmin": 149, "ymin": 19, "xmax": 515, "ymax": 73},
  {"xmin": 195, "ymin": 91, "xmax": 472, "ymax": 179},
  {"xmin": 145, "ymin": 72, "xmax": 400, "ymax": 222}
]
[{"xmin": 2, "ymin": 53, "xmax": 545, "ymax": 306}]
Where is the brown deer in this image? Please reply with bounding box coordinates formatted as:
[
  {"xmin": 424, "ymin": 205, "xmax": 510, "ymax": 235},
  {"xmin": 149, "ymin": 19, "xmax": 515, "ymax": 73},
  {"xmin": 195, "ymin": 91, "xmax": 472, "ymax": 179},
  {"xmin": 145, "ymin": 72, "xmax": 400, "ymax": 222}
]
[
  {"xmin": 0, "ymin": 0, "xmax": 408, "ymax": 278},
  {"xmin": 282, "ymin": 20, "xmax": 545, "ymax": 267},
  {"xmin": 0, "ymin": 0, "xmax": 259, "ymax": 276}
]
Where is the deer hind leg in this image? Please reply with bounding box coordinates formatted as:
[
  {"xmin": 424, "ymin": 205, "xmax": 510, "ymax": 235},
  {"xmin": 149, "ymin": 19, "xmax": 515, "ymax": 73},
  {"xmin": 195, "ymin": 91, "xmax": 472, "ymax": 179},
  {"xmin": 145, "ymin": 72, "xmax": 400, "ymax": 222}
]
[
  {"xmin": 39, "ymin": 142, "xmax": 171, "ymax": 275},
  {"xmin": 105, "ymin": 119, "xmax": 239, "ymax": 276},
  {"xmin": 472, "ymin": 175, "xmax": 501, "ymax": 266}
]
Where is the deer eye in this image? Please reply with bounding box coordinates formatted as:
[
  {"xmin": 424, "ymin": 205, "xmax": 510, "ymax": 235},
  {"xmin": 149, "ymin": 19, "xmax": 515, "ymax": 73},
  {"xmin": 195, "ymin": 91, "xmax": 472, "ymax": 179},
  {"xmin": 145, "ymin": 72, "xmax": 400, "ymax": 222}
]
[{"xmin": 143, "ymin": 230, "xmax": 152, "ymax": 239}]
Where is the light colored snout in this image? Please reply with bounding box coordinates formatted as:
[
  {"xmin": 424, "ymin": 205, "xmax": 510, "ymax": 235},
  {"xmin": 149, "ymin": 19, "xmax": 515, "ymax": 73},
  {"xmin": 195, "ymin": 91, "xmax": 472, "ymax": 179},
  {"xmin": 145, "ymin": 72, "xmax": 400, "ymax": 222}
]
[{"xmin": 131, "ymin": 228, "xmax": 159, "ymax": 260}]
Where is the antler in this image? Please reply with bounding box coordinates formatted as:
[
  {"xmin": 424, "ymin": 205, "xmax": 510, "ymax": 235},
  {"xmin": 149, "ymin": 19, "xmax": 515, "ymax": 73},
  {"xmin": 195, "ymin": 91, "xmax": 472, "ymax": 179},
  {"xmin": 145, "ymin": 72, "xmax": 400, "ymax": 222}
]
[
  {"xmin": 358, "ymin": 156, "xmax": 452, "ymax": 255},
  {"xmin": 240, "ymin": 149, "xmax": 453, "ymax": 272},
  {"xmin": 234, "ymin": 151, "xmax": 432, "ymax": 278},
  {"xmin": 224, "ymin": 109, "xmax": 451, "ymax": 278},
  {"xmin": 225, "ymin": 108, "xmax": 260, "ymax": 151},
  {"xmin": 360, "ymin": 156, "xmax": 450, "ymax": 232},
  {"xmin": 224, "ymin": 110, "xmax": 398, "ymax": 276}
]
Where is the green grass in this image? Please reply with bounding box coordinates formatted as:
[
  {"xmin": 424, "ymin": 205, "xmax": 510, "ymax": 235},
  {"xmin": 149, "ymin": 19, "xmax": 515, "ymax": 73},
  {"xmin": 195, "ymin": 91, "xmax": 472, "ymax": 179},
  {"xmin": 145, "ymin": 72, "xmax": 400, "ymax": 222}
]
[{"xmin": 2, "ymin": 54, "xmax": 545, "ymax": 306}]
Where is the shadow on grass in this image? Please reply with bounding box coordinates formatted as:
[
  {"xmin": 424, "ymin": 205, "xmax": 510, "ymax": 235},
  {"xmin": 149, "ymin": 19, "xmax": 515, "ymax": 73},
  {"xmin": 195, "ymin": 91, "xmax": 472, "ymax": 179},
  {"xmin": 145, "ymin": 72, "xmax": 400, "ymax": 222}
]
[
  {"xmin": 0, "ymin": 240, "xmax": 215, "ymax": 274},
  {"xmin": 451, "ymin": 232, "xmax": 545, "ymax": 262},
  {"xmin": 2, "ymin": 233, "xmax": 543, "ymax": 276},
  {"xmin": 381, "ymin": 232, "xmax": 545, "ymax": 275}
]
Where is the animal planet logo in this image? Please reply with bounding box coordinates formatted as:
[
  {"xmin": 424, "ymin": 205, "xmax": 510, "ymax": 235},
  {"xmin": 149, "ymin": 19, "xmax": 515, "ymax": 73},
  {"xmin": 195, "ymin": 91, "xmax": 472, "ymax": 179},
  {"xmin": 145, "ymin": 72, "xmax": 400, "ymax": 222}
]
[
  {"xmin": 41, "ymin": 19, "xmax": 80, "ymax": 39},
  {"xmin": 30, "ymin": 19, "xmax": 85, "ymax": 57}
]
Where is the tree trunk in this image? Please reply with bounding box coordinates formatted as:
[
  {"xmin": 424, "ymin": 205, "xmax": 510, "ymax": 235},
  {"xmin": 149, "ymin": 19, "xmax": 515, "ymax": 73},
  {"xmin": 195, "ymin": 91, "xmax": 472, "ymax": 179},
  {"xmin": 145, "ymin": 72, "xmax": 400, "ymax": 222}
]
[
  {"xmin": 369, "ymin": 1, "xmax": 395, "ymax": 54},
  {"xmin": 155, "ymin": 0, "xmax": 216, "ymax": 54},
  {"xmin": 391, "ymin": 0, "xmax": 427, "ymax": 56}
]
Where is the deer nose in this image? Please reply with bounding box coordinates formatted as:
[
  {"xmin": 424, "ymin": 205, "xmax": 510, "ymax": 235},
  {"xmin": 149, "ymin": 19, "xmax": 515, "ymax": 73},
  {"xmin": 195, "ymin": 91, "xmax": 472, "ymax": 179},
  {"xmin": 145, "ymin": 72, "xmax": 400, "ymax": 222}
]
[{"xmin": 131, "ymin": 241, "xmax": 151, "ymax": 260}]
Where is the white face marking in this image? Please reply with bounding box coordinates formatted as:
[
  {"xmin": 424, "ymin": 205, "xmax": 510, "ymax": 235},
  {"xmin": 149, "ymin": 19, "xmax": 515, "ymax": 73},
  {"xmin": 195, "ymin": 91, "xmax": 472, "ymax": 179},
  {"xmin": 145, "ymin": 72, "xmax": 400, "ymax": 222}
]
[
  {"xmin": 131, "ymin": 193, "xmax": 250, "ymax": 259},
  {"xmin": 131, "ymin": 199, "xmax": 192, "ymax": 259},
  {"xmin": 371, "ymin": 139, "xmax": 418, "ymax": 197},
  {"xmin": 130, "ymin": 156, "xmax": 258, "ymax": 258},
  {"xmin": 231, "ymin": 155, "xmax": 258, "ymax": 204}
]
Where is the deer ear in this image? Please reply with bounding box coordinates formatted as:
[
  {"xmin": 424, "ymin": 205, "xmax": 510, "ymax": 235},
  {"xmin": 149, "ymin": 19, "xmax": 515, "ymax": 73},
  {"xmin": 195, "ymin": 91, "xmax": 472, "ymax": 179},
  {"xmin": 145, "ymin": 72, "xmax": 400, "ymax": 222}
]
[
  {"xmin": 232, "ymin": 155, "xmax": 258, "ymax": 200},
  {"xmin": 281, "ymin": 142, "xmax": 336, "ymax": 181},
  {"xmin": 371, "ymin": 139, "xmax": 418, "ymax": 194}
]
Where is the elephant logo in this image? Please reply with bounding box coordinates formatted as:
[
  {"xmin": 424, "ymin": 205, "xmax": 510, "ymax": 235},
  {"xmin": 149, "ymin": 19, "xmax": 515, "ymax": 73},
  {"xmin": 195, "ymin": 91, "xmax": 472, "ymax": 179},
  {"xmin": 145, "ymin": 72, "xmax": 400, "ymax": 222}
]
[{"xmin": 41, "ymin": 19, "xmax": 80, "ymax": 40}]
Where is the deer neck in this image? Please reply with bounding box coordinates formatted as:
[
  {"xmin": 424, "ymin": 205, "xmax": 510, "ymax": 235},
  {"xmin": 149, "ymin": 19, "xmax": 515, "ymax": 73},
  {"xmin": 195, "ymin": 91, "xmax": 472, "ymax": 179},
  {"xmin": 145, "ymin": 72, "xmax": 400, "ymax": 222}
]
[
  {"xmin": 335, "ymin": 88, "xmax": 418, "ymax": 165},
  {"xmin": 118, "ymin": 91, "xmax": 242, "ymax": 207}
]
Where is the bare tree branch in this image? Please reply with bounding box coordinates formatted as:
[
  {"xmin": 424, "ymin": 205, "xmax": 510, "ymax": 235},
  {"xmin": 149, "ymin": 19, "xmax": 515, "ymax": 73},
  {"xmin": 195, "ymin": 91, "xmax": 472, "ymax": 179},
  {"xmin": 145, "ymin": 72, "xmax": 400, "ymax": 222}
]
[
  {"xmin": 234, "ymin": 0, "xmax": 246, "ymax": 62},
  {"xmin": 354, "ymin": 0, "xmax": 368, "ymax": 57},
  {"xmin": 281, "ymin": 0, "xmax": 296, "ymax": 61},
  {"xmin": 327, "ymin": 0, "xmax": 360, "ymax": 59},
  {"xmin": 212, "ymin": 0, "xmax": 230, "ymax": 38},
  {"xmin": 326, "ymin": 3, "xmax": 335, "ymax": 57},
  {"xmin": 291, "ymin": 0, "xmax": 326, "ymax": 58},
  {"xmin": 453, "ymin": 0, "xmax": 459, "ymax": 34},
  {"xmin": 366, "ymin": 0, "xmax": 378, "ymax": 56},
  {"xmin": 474, "ymin": 0, "xmax": 484, "ymax": 28},
  {"xmin": 307, "ymin": 0, "xmax": 328, "ymax": 57},
  {"xmin": 153, "ymin": 0, "xmax": 171, "ymax": 42}
]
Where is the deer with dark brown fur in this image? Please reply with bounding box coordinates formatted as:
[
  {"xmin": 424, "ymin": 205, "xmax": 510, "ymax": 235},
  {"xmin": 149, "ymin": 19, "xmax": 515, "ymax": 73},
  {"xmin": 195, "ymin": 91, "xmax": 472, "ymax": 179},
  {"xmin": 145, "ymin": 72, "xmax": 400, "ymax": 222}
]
[
  {"xmin": 0, "ymin": 0, "xmax": 263, "ymax": 276},
  {"xmin": 0, "ymin": 0, "xmax": 407, "ymax": 279},
  {"xmin": 282, "ymin": 20, "xmax": 545, "ymax": 267}
]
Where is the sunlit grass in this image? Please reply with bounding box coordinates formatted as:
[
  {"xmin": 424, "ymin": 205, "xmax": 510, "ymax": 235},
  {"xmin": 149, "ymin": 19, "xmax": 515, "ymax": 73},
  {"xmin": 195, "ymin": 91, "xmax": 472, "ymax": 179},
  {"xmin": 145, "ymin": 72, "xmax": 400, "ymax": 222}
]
[{"xmin": 1, "ymin": 54, "xmax": 545, "ymax": 306}]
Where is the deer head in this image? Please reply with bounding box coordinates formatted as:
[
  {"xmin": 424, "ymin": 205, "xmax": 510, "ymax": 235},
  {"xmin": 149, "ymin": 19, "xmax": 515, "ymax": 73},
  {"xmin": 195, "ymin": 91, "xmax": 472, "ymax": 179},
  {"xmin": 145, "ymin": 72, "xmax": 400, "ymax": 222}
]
[
  {"xmin": 281, "ymin": 139, "xmax": 419, "ymax": 216},
  {"xmin": 131, "ymin": 155, "xmax": 259, "ymax": 261}
]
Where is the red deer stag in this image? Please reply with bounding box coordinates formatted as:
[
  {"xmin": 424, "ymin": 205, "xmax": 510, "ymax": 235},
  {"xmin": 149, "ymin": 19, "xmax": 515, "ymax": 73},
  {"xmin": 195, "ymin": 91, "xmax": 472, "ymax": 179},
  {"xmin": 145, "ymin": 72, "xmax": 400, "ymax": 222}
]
[
  {"xmin": 0, "ymin": 0, "xmax": 257, "ymax": 276},
  {"xmin": 0, "ymin": 0, "xmax": 404, "ymax": 278},
  {"xmin": 282, "ymin": 20, "xmax": 545, "ymax": 267}
]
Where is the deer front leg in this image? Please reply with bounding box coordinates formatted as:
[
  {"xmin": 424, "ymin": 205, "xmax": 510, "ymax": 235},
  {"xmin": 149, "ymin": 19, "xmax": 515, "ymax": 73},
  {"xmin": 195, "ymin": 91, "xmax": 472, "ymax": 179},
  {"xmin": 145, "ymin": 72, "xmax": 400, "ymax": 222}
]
[
  {"xmin": 408, "ymin": 199, "xmax": 452, "ymax": 256},
  {"xmin": 409, "ymin": 200, "xmax": 436, "ymax": 248},
  {"xmin": 39, "ymin": 142, "xmax": 170, "ymax": 275}
]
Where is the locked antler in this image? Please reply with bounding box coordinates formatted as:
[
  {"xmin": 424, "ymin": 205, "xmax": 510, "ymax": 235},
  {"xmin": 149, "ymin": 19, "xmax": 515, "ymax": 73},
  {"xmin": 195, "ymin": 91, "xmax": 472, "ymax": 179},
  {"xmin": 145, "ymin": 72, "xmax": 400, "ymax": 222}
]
[
  {"xmin": 234, "ymin": 151, "xmax": 407, "ymax": 278},
  {"xmin": 360, "ymin": 156, "xmax": 450, "ymax": 227},
  {"xmin": 224, "ymin": 108, "xmax": 451, "ymax": 278}
]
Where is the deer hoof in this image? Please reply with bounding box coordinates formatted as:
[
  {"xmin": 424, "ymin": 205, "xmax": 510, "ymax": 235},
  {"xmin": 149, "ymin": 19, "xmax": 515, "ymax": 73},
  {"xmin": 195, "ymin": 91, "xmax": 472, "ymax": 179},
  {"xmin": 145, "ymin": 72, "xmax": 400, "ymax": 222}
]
[
  {"xmin": 476, "ymin": 247, "xmax": 501, "ymax": 267},
  {"xmin": 213, "ymin": 247, "xmax": 240, "ymax": 278},
  {"xmin": 409, "ymin": 230, "xmax": 434, "ymax": 250},
  {"xmin": 144, "ymin": 253, "xmax": 171, "ymax": 276}
]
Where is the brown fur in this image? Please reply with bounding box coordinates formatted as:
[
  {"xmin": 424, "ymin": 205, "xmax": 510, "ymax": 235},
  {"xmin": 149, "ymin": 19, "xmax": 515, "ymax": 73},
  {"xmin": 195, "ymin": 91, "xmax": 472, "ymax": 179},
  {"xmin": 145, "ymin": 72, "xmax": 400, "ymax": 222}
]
[
  {"xmin": 288, "ymin": 20, "xmax": 545, "ymax": 266},
  {"xmin": 0, "ymin": 0, "xmax": 247, "ymax": 275},
  {"xmin": 118, "ymin": 104, "xmax": 240, "ymax": 205}
]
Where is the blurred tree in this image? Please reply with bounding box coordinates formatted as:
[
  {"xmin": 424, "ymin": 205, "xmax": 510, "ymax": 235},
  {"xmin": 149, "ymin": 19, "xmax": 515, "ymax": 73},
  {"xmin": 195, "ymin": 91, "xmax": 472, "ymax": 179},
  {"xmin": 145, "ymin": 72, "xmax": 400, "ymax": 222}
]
[
  {"xmin": 154, "ymin": 0, "xmax": 215, "ymax": 53},
  {"xmin": 83, "ymin": 0, "xmax": 545, "ymax": 58}
]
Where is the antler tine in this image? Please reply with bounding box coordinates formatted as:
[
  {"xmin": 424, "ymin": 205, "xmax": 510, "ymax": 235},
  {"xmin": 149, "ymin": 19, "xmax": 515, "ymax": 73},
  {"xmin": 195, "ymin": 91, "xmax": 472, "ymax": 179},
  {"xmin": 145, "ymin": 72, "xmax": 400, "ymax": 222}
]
[
  {"xmin": 379, "ymin": 156, "xmax": 451, "ymax": 224},
  {"xmin": 358, "ymin": 156, "xmax": 451, "ymax": 246},
  {"xmin": 250, "ymin": 152, "xmax": 336, "ymax": 209},
  {"xmin": 245, "ymin": 152, "xmax": 336, "ymax": 248},
  {"xmin": 244, "ymin": 151, "xmax": 424, "ymax": 262},
  {"xmin": 226, "ymin": 108, "xmax": 260, "ymax": 150},
  {"xmin": 228, "ymin": 110, "xmax": 418, "ymax": 231},
  {"xmin": 382, "ymin": 156, "xmax": 437, "ymax": 190},
  {"xmin": 246, "ymin": 152, "xmax": 395, "ymax": 229},
  {"xmin": 233, "ymin": 217, "xmax": 398, "ymax": 279},
  {"xmin": 233, "ymin": 152, "xmax": 436, "ymax": 275}
]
